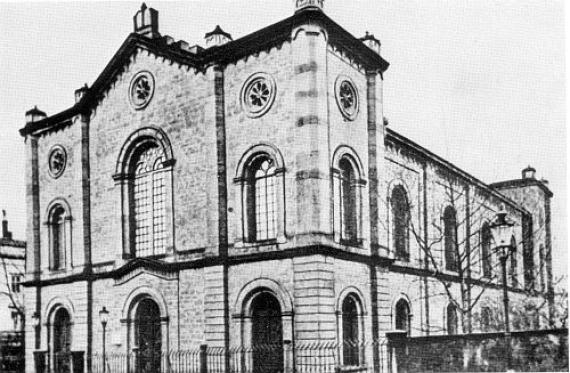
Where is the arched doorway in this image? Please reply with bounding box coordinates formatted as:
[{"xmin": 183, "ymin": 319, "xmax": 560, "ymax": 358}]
[
  {"xmin": 251, "ymin": 292, "xmax": 283, "ymax": 373},
  {"xmin": 135, "ymin": 298, "xmax": 162, "ymax": 373},
  {"xmin": 53, "ymin": 308, "xmax": 72, "ymax": 373}
]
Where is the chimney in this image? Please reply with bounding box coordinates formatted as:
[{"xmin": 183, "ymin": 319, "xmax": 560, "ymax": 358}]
[
  {"xmin": 295, "ymin": 0, "xmax": 324, "ymax": 13},
  {"xmin": 360, "ymin": 31, "xmax": 381, "ymax": 55},
  {"xmin": 522, "ymin": 165, "xmax": 536, "ymax": 180},
  {"xmin": 25, "ymin": 106, "xmax": 47, "ymax": 124},
  {"xmin": 2, "ymin": 210, "xmax": 12, "ymax": 240},
  {"xmin": 204, "ymin": 25, "xmax": 232, "ymax": 48},
  {"xmin": 133, "ymin": 3, "xmax": 159, "ymax": 38},
  {"xmin": 74, "ymin": 84, "xmax": 89, "ymax": 103}
]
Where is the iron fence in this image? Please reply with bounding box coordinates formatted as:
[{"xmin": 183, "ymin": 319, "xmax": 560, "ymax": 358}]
[{"xmin": 89, "ymin": 339, "xmax": 390, "ymax": 373}]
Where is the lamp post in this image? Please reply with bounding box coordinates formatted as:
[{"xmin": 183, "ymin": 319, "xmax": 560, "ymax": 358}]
[
  {"xmin": 99, "ymin": 307, "xmax": 109, "ymax": 373},
  {"xmin": 489, "ymin": 209, "xmax": 515, "ymax": 371}
]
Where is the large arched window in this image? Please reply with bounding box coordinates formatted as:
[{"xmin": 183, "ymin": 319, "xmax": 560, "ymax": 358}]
[
  {"xmin": 391, "ymin": 186, "xmax": 410, "ymax": 261},
  {"xmin": 116, "ymin": 128, "xmax": 174, "ymax": 259},
  {"xmin": 245, "ymin": 155, "xmax": 278, "ymax": 242},
  {"xmin": 334, "ymin": 156, "xmax": 361, "ymax": 243},
  {"xmin": 341, "ymin": 294, "xmax": 362, "ymax": 366},
  {"xmin": 50, "ymin": 206, "xmax": 66, "ymax": 270},
  {"xmin": 446, "ymin": 303, "xmax": 458, "ymax": 335},
  {"xmin": 130, "ymin": 144, "xmax": 167, "ymax": 256},
  {"xmin": 481, "ymin": 223, "xmax": 492, "ymax": 278},
  {"xmin": 509, "ymin": 236, "xmax": 518, "ymax": 287},
  {"xmin": 395, "ymin": 299, "xmax": 411, "ymax": 334},
  {"xmin": 443, "ymin": 206, "xmax": 458, "ymax": 272}
]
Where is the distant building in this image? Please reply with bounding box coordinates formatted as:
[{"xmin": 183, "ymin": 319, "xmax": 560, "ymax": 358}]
[
  {"xmin": 0, "ymin": 211, "xmax": 25, "ymax": 331},
  {"xmin": 19, "ymin": 1, "xmax": 553, "ymax": 372}
]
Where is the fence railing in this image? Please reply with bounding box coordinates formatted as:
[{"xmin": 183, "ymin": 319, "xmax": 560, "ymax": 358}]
[{"xmin": 89, "ymin": 339, "xmax": 390, "ymax": 373}]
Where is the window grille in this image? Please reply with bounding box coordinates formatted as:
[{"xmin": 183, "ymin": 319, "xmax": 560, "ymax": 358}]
[{"xmin": 247, "ymin": 157, "xmax": 277, "ymax": 241}]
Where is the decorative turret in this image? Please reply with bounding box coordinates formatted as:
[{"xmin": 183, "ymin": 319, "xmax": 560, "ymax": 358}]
[
  {"xmin": 25, "ymin": 106, "xmax": 46, "ymax": 124},
  {"xmin": 360, "ymin": 31, "xmax": 381, "ymax": 55},
  {"xmin": 133, "ymin": 3, "xmax": 159, "ymax": 38},
  {"xmin": 295, "ymin": 0, "xmax": 324, "ymax": 13},
  {"xmin": 522, "ymin": 165, "xmax": 536, "ymax": 179},
  {"xmin": 204, "ymin": 25, "xmax": 232, "ymax": 47}
]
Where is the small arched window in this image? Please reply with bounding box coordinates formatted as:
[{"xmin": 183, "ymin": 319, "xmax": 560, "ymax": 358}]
[
  {"xmin": 130, "ymin": 144, "xmax": 167, "ymax": 257},
  {"xmin": 245, "ymin": 155, "xmax": 278, "ymax": 242},
  {"xmin": 337, "ymin": 157, "xmax": 360, "ymax": 242},
  {"xmin": 48, "ymin": 205, "xmax": 68, "ymax": 270},
  {"xmin": 391, "ymin": 186, "xmax": 410, "ymax": 261},
  {"xmin": 481, "ymin": 223, "xmax": 492, "ymax": 277},
  {"xmin": 443, "ymin": 206, "xmax": 458, "ymax": 272},
  {"xmin": 446, "ymin": 303, "xmax": 458, "ymax": 335},
  {"xmin": 509, "ymin": 236, "xmax": 518, "ymax": 287},
  {"xmin": 341, "ymin": 295, "xmax": 362, "ymax": 366},
  {"xmin": 395, "ymin": 299, "xmax": 411, "ymax": 334}
]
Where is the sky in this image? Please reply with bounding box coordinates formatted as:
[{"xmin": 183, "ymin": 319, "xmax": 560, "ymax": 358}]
[{"xmin": 0, "ymin": 1, "xmax": 566, "ymax": 276}]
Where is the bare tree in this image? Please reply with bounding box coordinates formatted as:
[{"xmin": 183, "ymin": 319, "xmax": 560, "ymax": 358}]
[{"xmin": 0, "ymin": 249, "xmax": 25, "ymax": 331}]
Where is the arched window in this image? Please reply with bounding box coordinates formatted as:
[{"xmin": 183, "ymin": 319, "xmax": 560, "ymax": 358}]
[
  {"xmin": 443, "ymin": 206, "xmax": 458, "ymax": 272},
  {"xmin": 47, "ymin": 202, "xmax": 71, "ymax": 270},
  {"xmin": 509, "ymin": 236, "xmax": 518, "ymax": 287},
  {"xmin": 481, "ymin": 223, "xmax": 492, "ymax": 278},
  {"xmin": 116, "ymin": 128, "xmax": 174, "ymax": 259},
  {"xmin": 52, "ymin": 308, "xmax": 72, "ymax": 373},
  {"xmin": 130, "ymin": 144, "xmax": 167, "ymax": 257},
  {"xmin": 245, "ymin": 155, "xmax": 278, "ymax": 242},
  {"xmin": 337, "ymin": 157, "xmax": 359, "ymax": 242},
  {"xmin": 391, "ymin": 186, "xmax": 410, "ymax": 261},
  {"xmin": 395, "ymin": 299, "xmax": 411, "ymax": 334},
  {"xmin": 250, "ymin": 292, "xmax": 283, "ymax": 373},
  {"xmin": 341, "ymin": 295, "xmax": 362, "ymax": 366},
  {"xmin": 135, "ymin": 299, "xmax": 162, "ymax": 373},
  {"xmin": 480, "ymin": 306, "xmax": 492, "ymax": 332},
  {"xmin": 446, "ymin": 303, "xmax": 458, "ymax": 335}
]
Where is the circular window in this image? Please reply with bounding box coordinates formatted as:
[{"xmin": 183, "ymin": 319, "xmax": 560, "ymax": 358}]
[
  {"xmin": 129, "ymin": 71, "xmax": 155, "ymax": 110},
  {"xmin": 240, "ymin": 73, "xmax": 276, "ymax": 118},
  {"xmin": 335, "ymin": 76, "xmax": 359, "ymax": 121},
  {"xmin": 48, "ymin": 145, "xmax": 67, "ymax": 179}
]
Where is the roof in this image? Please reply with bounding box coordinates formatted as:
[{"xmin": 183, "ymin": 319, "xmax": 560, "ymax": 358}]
[
  {"xmin": 489, "ymin": 178, "xmax": 553, "ymax": 198},
  {"xmin": 385, "ymin": 128, "xmax": 528, "ymax": 215},
  {"xmin": 20, "ymin": 8, "xmax": 389, "ymax": 137}
]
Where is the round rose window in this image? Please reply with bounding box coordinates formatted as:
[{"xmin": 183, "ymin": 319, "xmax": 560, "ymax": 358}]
[
  {"xmin": 335, "ymin": 76, "xmax": 359, "ymax": 121},
  {"xmin": 129, "ymin": 71, "xmax": 155, "ymax": 110},
  {"xmin": 241, "ymin": 73, "xmax": 276, "ymax": 118},
  {"xmin": 48, "ymin": 145, "xmax": 67, "ymax": 179}
]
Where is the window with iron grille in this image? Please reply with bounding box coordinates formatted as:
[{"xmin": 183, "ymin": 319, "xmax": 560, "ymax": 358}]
[
  {"xmin": 246, "ymin": 156, "xmax": 277, "ymax": 242},
  {"xmin": 131, "ymin": 145, "xmax": 166, "ymax": 257}
]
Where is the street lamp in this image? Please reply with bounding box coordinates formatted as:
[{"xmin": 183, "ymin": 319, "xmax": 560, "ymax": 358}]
[
  {"xmin": 489, "ymin": 208, "xmax": 515, "ymax": 370},
  {"xmin": 99, "ymin": 307, "xmax": 109, "ymax": 373}
]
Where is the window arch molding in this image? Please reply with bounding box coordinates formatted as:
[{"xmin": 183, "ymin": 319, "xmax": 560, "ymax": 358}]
[
  {"xmin": 392, "ymin": 295, "xmax": 412, "ymax": 334},
  {"xmin": 233, "ymin": 144, "xmax": 286, "ymax": 245},
  {"xmin": 387, "ymin": 180, "xmax": 412, "ymax": 261},
  {"xmin": 44, "ymin": 198, "xmax": 73, "ymax": 270},
  {"xmin": 43, "ymin": 296, "xmax": 75, "ymax": 328},
  {"xmin": 232, "ymin": 278, "xmax": 294, "ymax": 353},
  {"xmin": 331, "ymin": 146, "xmax": 366, "ymax": 244},
  {"xmin": 121, "ymin": 287, "xmax": 170, "ymax": 368},
  {"xmin": 114, "ymin": 127, "xmax": 175, "ymax": 259}
]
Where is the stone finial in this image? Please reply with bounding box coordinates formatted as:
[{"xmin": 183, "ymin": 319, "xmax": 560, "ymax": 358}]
[
  {"xmin": 25, "ymin": 106, "xmax": 47, "ymax": 124},
  {"xmin": 133, "ymin": 3, "xmax": 159, "ymax": 38},
  {"xmin": 204, "ymin": 25, "xmax": 232, "ymax": 47},
  {"xmin": 295, "ymin": 0, "xmax": 324, "ymax": 13},
  {"xmin": 75, "ymin": 84, "xmax": 89, "ymax": 103},
  {"xmin": 360, "ymin": 31, "xmax": 381, "ymax": 55},
  {"xmin": 522, "ymin": 165, "xmax": 536, "ymax": 179}
]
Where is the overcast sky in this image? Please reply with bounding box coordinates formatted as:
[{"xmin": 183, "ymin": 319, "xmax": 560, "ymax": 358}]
[{"xmin": 0, "ymin": 1, "xmax": 565, "ymax": 276}]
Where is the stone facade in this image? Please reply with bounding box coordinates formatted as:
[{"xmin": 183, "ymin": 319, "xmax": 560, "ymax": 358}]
[{"xmin": 20, "ymin": 3, "xmax": 553, "ymax": 373}]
